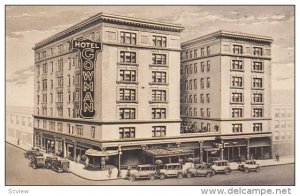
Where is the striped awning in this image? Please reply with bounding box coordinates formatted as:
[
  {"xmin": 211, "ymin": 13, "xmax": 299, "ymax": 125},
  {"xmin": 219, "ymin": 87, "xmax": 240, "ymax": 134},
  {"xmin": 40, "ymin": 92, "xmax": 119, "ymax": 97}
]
[
  {"xmin": 85, "ymin": 149, "xmax": 119, "ymax": 157},
  {"xmin": 143, "ymin": 147, "xmax": 194, "ymax": 158}
]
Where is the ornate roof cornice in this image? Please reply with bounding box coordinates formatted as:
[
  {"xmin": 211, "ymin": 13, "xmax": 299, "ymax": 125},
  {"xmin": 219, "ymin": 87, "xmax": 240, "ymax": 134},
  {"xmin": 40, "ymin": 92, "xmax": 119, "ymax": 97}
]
[
  {"xmin": 33, "ymin": 12, "xmax": 184, "ymax": 50},
  {"xmin": 182, "ymin": 30, "xmax": 273, "ymax": 47}
]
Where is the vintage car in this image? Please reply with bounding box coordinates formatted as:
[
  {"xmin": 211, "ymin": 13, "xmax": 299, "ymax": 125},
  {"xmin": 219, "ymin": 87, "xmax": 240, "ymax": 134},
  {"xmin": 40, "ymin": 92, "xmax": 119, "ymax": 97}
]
[
  {"xmin": 24, "ymin": 148, "xmax": 39, "ymax": 159},
  {"xmin": 45, "ymin": 156, "xmax": 59, "ymax": 169},
  {"xmin": 51, "ymin": 159, "xmax": 70, "ymax": 173},
  {"xmin": 238, "ymin": 160, "xmax": 261, "ymax": 173},
  {"xmin": 126, "ymin": 164, "xmax": 156, "ymax": 181},
  {"xmin": 185, "ymin": 163, "xmax": 214, "ymax": 178},
  {"xmin": 29, "ymin": 153, "xmax": 45, "ymax": 169},
  {"xmin": 210, "ymin": 160, "xmax": 231, "ymax": 175},
  {"xmin": 157, "ymin": 163, "xmax": 184, "ymax": 180}
]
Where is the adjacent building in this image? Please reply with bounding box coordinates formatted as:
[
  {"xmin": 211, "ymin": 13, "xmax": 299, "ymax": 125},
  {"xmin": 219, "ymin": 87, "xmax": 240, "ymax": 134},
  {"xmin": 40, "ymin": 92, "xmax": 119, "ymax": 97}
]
[{"xmin": 181, "ymin": 31, "xmax": 273, "ymax": 161}]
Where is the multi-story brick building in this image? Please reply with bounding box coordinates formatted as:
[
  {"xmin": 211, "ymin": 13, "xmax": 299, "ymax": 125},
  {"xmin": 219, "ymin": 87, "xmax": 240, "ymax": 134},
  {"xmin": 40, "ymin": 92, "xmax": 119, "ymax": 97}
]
[
  {"xmin": 33, "ymin": 12, "xmax": 187, "ymax": 168},
  {"xmin": 181, "ymin": 30, "xmax": 273, "ymax": 161}
]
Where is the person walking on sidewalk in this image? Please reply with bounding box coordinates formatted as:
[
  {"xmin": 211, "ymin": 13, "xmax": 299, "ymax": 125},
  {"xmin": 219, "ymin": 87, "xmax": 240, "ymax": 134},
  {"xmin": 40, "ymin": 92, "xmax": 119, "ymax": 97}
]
[
  {"xmin": 108, "ymin": 168, "xmax": 112, "ymax": 178},
  {"xmin": 275, "ymin": 153, "xmax": 280, "ymax": 162}
]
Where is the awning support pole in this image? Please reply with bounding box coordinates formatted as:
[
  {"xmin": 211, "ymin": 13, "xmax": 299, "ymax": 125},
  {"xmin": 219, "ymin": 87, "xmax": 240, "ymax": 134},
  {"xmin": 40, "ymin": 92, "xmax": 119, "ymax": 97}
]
[
  {"xmin": 118, "ymin": 146, "xmax": 122, "ymax": 178},
  {"xmin": 246, "ymin": 139, "xmax": 250, "ymax": 160}
]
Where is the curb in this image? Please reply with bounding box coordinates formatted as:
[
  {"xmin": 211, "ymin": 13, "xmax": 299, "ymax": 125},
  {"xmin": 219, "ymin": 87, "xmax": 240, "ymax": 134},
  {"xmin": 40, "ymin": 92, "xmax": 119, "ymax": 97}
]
[
  {"xmin": 70, "ymin": 171, "xmax": 124, "ymax": 181},
  {"xmin": 6, "ymin": 141, "xmax": 29, "ymax": 152}
]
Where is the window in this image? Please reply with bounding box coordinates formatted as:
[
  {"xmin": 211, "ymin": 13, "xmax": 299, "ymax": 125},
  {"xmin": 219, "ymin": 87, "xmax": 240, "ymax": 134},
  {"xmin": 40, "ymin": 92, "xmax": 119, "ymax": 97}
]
[
  {"xmin": 37, "ymin": 95, "xmax": 40, "ymax": 104},
  {"xmin": 200, "ymin": 78, "xmax": 204, "ymax": 89},
  {"xmin": 119, "ymin": 127, "xmax": 135, "ymax": 138},
  {"xmin": 36, "ymin": 65, "xmax": 40, "ymax": 75},
  {"xmin": 281, "ymin": 110, "xmax": 286, "ymax": 117},
  {"xmin": 152, "ymin": 35, "xmax": 167, "ymax": 47},
  {"xmin": 194, "ymin": 94, "xmax": 197, "ymax": 103},
  {"xmin": 232, "ymin": 45, "xmax": 243, "ymax": 54},
  {"xmin": 189, "ymin": 65, "xmax": 193, "ymax": 74},
  {"xmin": 253, "ymin": 93, "xmax": 263, "ymax": 103},
  {"xmin": 194, "ymin": 79, "xmax": 197, "ymax": 89},
  {"xmin": 57, "ymin": 76, "xmax": 63, "ymax": 87},
  {"xmin": 207, "ymin": 46, "xmax": 210, "ymax": 55},
  {"xmin": 253, "ymin": 123, "xmax": 263, "ymax": 132},
  {"xmin": 91, "ymin": 126, "xmax": 95, "ymax": 138},
  {"xmin": 152, "ymin": 90, "xmax": 167, "ymax": 102},
  {"xmin": 50, "ymin": 80, "xmax": 53, "ymax": 89},
  {"xmin": 194, "ymin": 108, "xmax": 197, "ymax": 116},
  {"xmin": 119, "ymin": 108, "xmax": 136, "ymax": 119},
  {"xmin": 120, "ymin": 32, "xmax": 136, "ymax": 45},
  {"xmin": 152, "ymin": 126, "xmax": 166, "ymax": 137},
  {"xmin": 119, "ymin": 88, "xmax": 136, "ymax": 101},
  {"xmin": 37, "ymin": 81, "xmax": 40, "ymax": 91},
  {"xmin": 275, "ymin": 120, "xmax": 280, "ymax": 128},
  {"xmin": 232, "ymin": 124, "xmax": 242, "ymax": 133},
  {"xmin": 207, "ymin": 78, "xmax": 210, "ymax": 88},
  {"xmin": 152, "ymin": 71, "xmax": 167, "ymax": 84},
  {"xmin": 194, "ymin": 50, "xmax": 198, "ymax": 58},
  {"xmin": 232, "ymin": 93, "xmax": 243, "ymax": 103},
  {"xmin": 152, "ymin": 108, "xmax": 166, "ymax": 119},
  {"xmin": 185, "ymin": 65, "xmax": 189, "ymax": 74},
  {"xmin": 200, "ymin": 94, "xmax": 204, "ymax": 103},
  {"xmin": 253, "ymin": 108, "xmax": 263, "ymax": 117},
  {"xmin": 201, "ymin": 48, "xmax": 205, "ymax": 56},
  {"xmin": 253, "ymin": 78, "xmax": 263, "ymax": 88},
  {"xmin": 76, "ymin": 125, "xmax": 83, "ymax": 136},
  {"xmin": 207, "ymin": 108, "xmax": 210, "ymax": 117},
  {"xmin": 68, "ymin": 91, "xmax": 71, "ymax": 102},
  {"xmin": 206, "ymin": 94, "xmax": 210, "ymax": 103},
  {"xmin": 232, "ymin": 60, "xmax": 243, "ymax": 70},
  {"xmin": 67, "ymin": 75, "xmax": 71, "ymax": 86},
  {"xmin": 207, "ymin": 61, "xmax": 210, "ymax": 72},
  {"xmin": 152, "ymin": 54, "xmax": 167, "ymax": 65},
  {"xmin": 42, "ymin": 93, "xmax": 47, "ymax": 103},
  {"xmin": 194, "ymin": 63, "xmax": 198, "ymax": 73},
  {"xmin": 49, "ymin": 122, "xmax": 55, "ymax": 131},
  {"xmin": 201, "ymin": 62, "xmax": 205, "ymax": 72},
  {"xmin": 253, "ymin": 61, "xmax": 264, "ymax": 71},
  {"xmin": 275, "ymin": 109, "xmax": 280, "ymax": 118},
  {"xmin": 57, "ymin": 122, "xmax": 63, "ymax": 132},
  {"xmin": 57, "ymin": 58, "xmax": 63, "ymax": 71},
  {"xmin": 68, "ymin": 124, "xmax": 73, "ymax": 134},
  {"xmin": 42, "ymin": 62, "xmax": 48, "ymax": 74},
  {"xmin": 68, "ymin": 108, "xmax": 71, "ymax": 117},
  {"xmin": 120, "ymin": 70, "xmax": 136, "ymax": 82},
  {"xmin": 120, "ymin": 51, "xmax": 136, "ymax": 63},
  {"xmin": 232, "ymin": 108, "xmax": 243, "ymax": 118},
  {"xmin": 189, "ymin": 51, "xmax": 193, "ymax": 59},
  {"xmin": 42, "ymin": 79, "xmax": 47, "ymax": 90},
  {"xmin": 43, "ymin": 120, "xmax": 47, "ymax": 129},
  {"xmin": 281, "ymin": 120, "xmax": 286, "ymax": 128},
  {"xmin": 57, "ymin": 91, "xmax": 63, "ymax": 102},
  {"xmin": 232, "ymin": 76, "xmax": 243, "ymax": 88},
  {"xmin": 57, "ymin": 107, "xmax": 63, "ymax": 117},
  {"xmin": 200, "ymin": 108, "xmax": 204, "ymax": 117},
  {"xmin": 253, "ymin": 47, "xmax": 263, "ymax": 56}
]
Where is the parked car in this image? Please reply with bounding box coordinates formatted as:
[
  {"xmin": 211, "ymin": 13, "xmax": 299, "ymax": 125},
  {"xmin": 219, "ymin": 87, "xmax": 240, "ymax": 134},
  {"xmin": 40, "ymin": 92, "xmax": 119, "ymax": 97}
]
[
  {"xmin": 24, "ymin": 148, "xmax": 39, "ymax": 159},
  {"xmin": 157, "ymin": 163, "xmax": 184, "ymax": 180},
  {"xmin": 126, "ymin": 164, "xmax": 156, "ymax": 181},
  {"xmin": 210, "ymin": 160, "xmax": 231, "ymax": 175},
  {"xmin": 185, "ymin": 163, "xmax": 214, "ymax": 178},
  {"xmin": 29, "ymin": 153, "xmax": 45, "ymax": 169},
  {"xmin": 51, "ymin": 159, "xmax": 70, "ymax": 173},
  {"xmin": 238, "ymin": 160, "xmax": 260, "ymax": 173},
  {"xmin": 45, "ymin": 156, "xmax": 59, "ymax": 169}
]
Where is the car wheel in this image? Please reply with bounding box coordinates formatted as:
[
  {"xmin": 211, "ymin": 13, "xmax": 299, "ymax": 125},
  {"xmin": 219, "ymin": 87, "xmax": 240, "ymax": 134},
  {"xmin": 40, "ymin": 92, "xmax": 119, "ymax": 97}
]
[
  {"xmin": 149, "ymin": 174, "xmax": 155, "ymax": 181},
  {"xmin": 186, "ymin": 172, "xmax": 193, "ymax": 178},
  {"xmin": 129, "ymin": 175, "xmax": 136, "ymax": 182},
  {"xmin": 224, "ymin": 168, "xmax": 231, "ymax": 175},
  {"xmin": 160, "ymin": 174, "xmax": 166, "ymax": 180},
  {"xmin": 206, "ymin": 172, "xmax": 212, "ymax": 178},
  {"xmin": 255, "ymin": 167, "xmax": 260, "ymax": 172},
  {"xmin": 244, "ymin": 168, "xmax": 250, "ymax": 173},
  {"xmin": 211, "ymin": 170, "xmax": 216, "ymax": 176},
  {"xmin": 177, "ymin": 172, "xmax": 183, "ymax": 179}
]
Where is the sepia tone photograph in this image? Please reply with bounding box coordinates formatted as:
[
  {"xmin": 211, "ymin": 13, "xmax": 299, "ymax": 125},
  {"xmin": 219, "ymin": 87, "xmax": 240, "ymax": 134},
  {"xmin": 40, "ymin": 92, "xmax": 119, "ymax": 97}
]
[{"xmin": 5, "ymin": 5, "xmax": 295, "ymax": 186}]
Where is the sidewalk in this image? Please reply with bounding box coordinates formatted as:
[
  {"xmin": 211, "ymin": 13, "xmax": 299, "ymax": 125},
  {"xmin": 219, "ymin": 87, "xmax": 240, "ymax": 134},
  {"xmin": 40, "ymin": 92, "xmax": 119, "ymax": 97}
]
[{"xmin": 6, "ymin": 138, "xmax": 295, "ymax": 180}]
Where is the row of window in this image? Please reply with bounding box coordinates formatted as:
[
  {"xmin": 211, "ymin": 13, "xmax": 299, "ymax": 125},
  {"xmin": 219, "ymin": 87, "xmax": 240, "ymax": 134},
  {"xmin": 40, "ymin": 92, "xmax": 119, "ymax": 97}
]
[
  {"xmin": 274, "ymin": 109, "xmax": 293, "ymax": 118},
  {"xmin": 183, "ymin": 78, "xmax": 210, "ymax": 90},
  {"xmin": 183, "ymin": 94, "xmax": 210, "ymax": 104},
  {"xmin": 184, "ymin": 107, "xmax": 210, "ymax": 117},
  {"xmin": 231, "ymin": 107, "xmax": 264, "ymax": 118},
  {"xmin": 274, "ymin": 120, "xmax": 293, "ymax": 128},
  {"xmin": 183, "ymin": 46, "xmax": 210, "ymax": 60},
  {"xmin": 231, "ymin": 92, "xmax": 263, "ymax": 104},
  {"xmin": 8, "ymin": 115, "xmax": 33, "ymax": 127},
  {"xmin": 231, "ymin": 59, "xmax": 264, "ymax": 72},
  {"xmin": 120, "ymin": 51, "xmax": 168, "ymax": 65},
  {"xmin": 273, "ymin": 131, "xmax": 293, "ymax": 141},
  {"xmin": 182, "ymin": 61, "xmax": 211, "ymax": 75},
  {"xmin": 118, "ymin": 89, "xmax": 167, "ymax": 102},
  {"xmin": 231, "ymin": 76, "xmax": 263, "ymax": 89},
  {"xmin": 232, "ymin": 45, "xmax": 266, "ymax": 56},
  {"xmin": 120, "ymin": 126, "xmax": 166, "ymax": 138},
  {"xmin": 232, "ymin": 123, "xmax": 263, "ymax": 133}
]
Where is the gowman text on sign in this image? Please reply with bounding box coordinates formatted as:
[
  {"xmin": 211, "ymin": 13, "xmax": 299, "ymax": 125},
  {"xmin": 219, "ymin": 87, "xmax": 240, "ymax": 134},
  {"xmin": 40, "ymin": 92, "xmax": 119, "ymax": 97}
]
[{"xmin": 72, "ymin": 39, "xmax": 102, "ymax": 119}]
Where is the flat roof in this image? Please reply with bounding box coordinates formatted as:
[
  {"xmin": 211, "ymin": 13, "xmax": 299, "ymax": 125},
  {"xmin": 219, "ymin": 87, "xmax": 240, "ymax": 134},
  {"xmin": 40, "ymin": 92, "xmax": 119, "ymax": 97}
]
[
  {"xmin": 182, "ymin": 30, "xmax": 273, "ymax": 46},
  {"xmin": 34, "ymin": 12, "xmax": 184, "ymax": 50}
]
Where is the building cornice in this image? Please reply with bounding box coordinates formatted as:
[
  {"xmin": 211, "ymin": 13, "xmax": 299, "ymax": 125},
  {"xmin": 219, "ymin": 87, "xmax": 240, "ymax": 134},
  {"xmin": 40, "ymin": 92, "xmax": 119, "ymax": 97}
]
[
  {"xmin": 33, "ymin": 12, "xmax": 184, "ymax": 50},
  {"xmin": 182, "ymin": 30, "xmax": 273, "ymax": 47}
]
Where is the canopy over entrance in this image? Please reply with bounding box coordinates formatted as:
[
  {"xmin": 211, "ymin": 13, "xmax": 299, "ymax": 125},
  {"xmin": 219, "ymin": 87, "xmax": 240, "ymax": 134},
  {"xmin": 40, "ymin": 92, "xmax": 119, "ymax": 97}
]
[
  {"xmin": 142, "ymin": 147, "xmax": 194, "ymax": 158},
  {"xmin": 85, "ymin": 149, "xmax": 118, "ymax": 157}
]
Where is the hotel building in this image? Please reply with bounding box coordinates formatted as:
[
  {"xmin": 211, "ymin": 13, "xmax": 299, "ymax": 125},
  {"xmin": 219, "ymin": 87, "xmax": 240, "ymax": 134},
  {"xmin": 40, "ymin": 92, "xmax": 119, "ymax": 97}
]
[
  {"xmin": 33, "ymin": 12, "xmax": 189, "ymax": 167},
  {"xmin": 181, "ymin": 31, "xmax": 273, "ymax": 161}
]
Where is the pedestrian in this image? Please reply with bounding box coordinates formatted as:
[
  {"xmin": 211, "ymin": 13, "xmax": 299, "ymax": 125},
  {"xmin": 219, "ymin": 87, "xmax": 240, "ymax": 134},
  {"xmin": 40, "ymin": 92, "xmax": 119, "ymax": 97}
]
[
  {"xmin": 108, "ymin": 168, "xmax": 112, "ymax": 178},
  {"xmin": 276, "ymin": 153, "xmax": 280, "ymax": 162},
  {"xmin": 77, "ymin": 155, "xmax": 81, "ymax": 163},
  {"xmin": 237, "ymin": 156, "xmax": 241, "ymax": 164},
  {"xmin": 17, "ymin": 138, "xmax": 20, "ymax": 145}
]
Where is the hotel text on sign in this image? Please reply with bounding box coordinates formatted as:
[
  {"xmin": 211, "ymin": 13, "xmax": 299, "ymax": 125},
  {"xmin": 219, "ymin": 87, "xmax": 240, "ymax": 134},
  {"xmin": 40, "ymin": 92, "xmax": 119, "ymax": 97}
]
[{"xmin": 72, "ymin": 39, "xmax": 102, "ymax": 119}]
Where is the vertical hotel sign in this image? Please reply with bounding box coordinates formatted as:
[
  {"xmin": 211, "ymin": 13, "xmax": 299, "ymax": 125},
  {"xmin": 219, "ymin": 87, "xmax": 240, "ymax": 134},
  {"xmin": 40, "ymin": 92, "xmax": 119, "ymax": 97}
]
[{"xmin": 72, "ymin": 39, "xmax": 102, "ymax": 119}]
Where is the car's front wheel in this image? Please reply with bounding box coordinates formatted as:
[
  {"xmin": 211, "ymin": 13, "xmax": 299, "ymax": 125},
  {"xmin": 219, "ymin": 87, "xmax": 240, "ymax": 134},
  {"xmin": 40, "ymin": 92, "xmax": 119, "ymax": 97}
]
[
  {"xmin": 224, "ymin": 168, "xmax": 231, "ymax": 175},
  {"xmin": 186, "ymin": 172, "xmax": 193, "ymax": 178},
  {"xmin": 129, "ymin": 175, "xmax": 136, "ymax": 182},
  {"xmin": 177, "ymin": 172, "xmax": 184, "ymax": 179},
  {"xmin": 159, "ymin": 173, "xmax": 166, "ymax": 180},
  {"xmin": 244, "ymin": 168, "xmax": 250, "ymax": 173},
  {"xmin": 206, "ymin": 172, "xmax": 212, "ymax": 178}
]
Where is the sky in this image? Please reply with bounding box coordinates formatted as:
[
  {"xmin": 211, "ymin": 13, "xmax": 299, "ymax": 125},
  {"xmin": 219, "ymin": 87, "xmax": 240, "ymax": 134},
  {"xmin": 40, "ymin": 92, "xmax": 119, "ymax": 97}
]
[{"xmin": 5, "ymin": 5, "xmax": 295, "ymax": 107}]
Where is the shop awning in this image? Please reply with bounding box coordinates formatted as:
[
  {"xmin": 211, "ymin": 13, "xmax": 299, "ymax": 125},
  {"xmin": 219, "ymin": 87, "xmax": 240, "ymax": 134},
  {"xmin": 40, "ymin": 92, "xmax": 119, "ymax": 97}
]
[
  {"xmin": 203, "ymin": 147, "xmax": 220, "ymax": 152},
  {"xmin": 85, "ymin": 149, "xmax": 118, "ymax": 157},
  {"xmin": 143, "ymin": 147, "xmax": 194, "ymax": 158}
]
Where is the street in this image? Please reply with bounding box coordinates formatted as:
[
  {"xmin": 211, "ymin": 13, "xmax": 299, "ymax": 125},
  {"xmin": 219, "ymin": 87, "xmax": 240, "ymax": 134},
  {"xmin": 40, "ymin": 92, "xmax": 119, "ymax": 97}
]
[{"xmin": 6, "ymin": 143, "xmax": 294, "ymax": 186}]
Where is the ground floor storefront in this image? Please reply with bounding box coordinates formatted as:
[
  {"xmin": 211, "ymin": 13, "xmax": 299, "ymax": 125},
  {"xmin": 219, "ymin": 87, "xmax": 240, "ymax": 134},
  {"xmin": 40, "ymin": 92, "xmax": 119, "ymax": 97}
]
[
  {"xmin": 33, "ymin": 128, "xmax": 273, "ymax": 173},
  {"xmin": 273, "ymin": 140, "xmax": 294, "ymax": 157}
]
